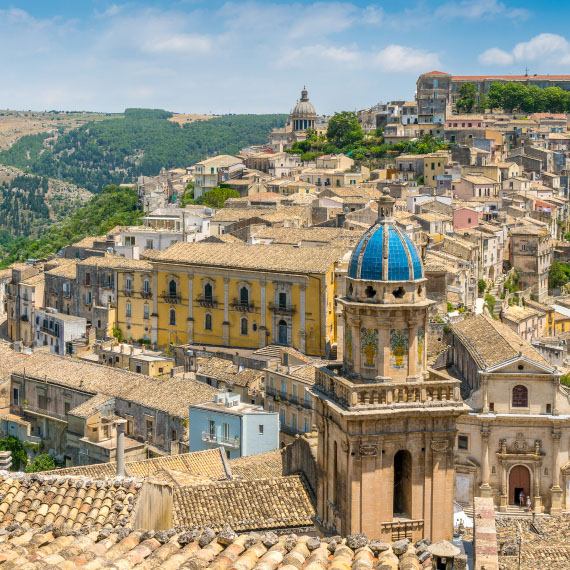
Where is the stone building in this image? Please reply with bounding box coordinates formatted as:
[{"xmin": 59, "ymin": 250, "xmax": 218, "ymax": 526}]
[
  {"xmin": 509, "ymin": 223, "xmax": 552, "ymax": 301},
  {"xmin": 311, "ymin": 193, "xmax": 465, "ymax": 542},
  {"xmin": 451, "ymin": 314, "xmax": 570, "ymax": 514}
]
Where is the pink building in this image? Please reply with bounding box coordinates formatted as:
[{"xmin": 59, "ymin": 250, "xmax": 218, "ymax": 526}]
[{"xmin": 453, "ymin": 207, "xmax": 482, "ymax": 231}]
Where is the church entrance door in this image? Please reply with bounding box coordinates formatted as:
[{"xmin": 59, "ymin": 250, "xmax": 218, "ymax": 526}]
[{"xmin": 509, "ymin": 465, "xmax": 530, "ymax": 506}]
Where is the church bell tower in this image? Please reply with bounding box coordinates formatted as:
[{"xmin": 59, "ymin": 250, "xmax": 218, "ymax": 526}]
[{"xmin": 312, "ymin": 192, "xmax": 465, "ymax": 542}]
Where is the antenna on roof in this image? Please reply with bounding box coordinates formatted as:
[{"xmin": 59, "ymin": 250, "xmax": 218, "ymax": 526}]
[{"xmin": 525, "ymin": 66, "xmax": 529, "ymax": 77}]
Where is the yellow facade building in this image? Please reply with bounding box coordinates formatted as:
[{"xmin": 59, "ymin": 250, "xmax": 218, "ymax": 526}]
[{"xmin": 131, "ymin": 242, "xmax": 344, "ymax": 357}]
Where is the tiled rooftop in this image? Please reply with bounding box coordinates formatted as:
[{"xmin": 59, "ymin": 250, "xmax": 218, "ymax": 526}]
[
  {"xmin": 143, "ymin": 242, "xmax": 344, "ymax": 274},
  {"xmin": 45, "ymin": 449, "xmax": 228, "ymax": 481},
  {"xmin": 0, "ymin": 472, "xmax": 140, "ymax": 530},
  {"xmin": 196, "ymin": 356, "xmax": 264, "ymax": 389},
  {"xmin": 80, "ymin": 255, "xmax": 153, "ymax": 271},
  {"xmin": 229, "ymin": 450, "xmax": 284, "ymax": 480},
  {"xmin": 2, "ymin": 343, "xmax": 218, "ymax": 418},
  {"xmin": 452, "ymin": 314, "xmax": 550, "ymax": 370},
  {"xmin": 0, "ymin": 525, "xmax": 448, "ymax": 569},
  {"xmin": 172, "ymin": 475, "xmax": 315, "ymax": 532}
]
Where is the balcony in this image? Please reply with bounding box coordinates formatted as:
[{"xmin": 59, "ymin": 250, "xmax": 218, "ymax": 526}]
[
  {"xmin": 23, "ymin": 404, "xmax": 68, "ymax": 423},
  {"xmin": 162, "ymin": 292, "xmax": 182, "ymax": 304},
  {"xmin": 201, "ymin": 431, "xmax": 240, "ymax": 448},
  {"xmin": 141, "ymin": 290, "xmax": 152, "ymax": 299},
  {"xmin": 269, "ymin": 303, "xmax": 296, "ymax": 315},
  {"xmin": 196, "ymin": 296, "xmax": 218, "ymax": 308},
  {"xmin": 123, "ymin": 289, "xmax": 133, "ymax": 297},
  {"xmin": 231, "ymin": 299, "xmax": 255, "ymax": 312},
  {"xmin": 21, "ymin": 315, "xmax": 29, "ymax": 322}
]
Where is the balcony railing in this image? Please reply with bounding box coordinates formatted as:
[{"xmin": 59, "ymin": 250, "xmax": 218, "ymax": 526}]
[
  {"xmin": 269, "ymin": 303, "xmax": 296, "ymax": 315},
  {"xmin": 23, "ymin": 404, "xmax": 68, "ymax": 423},
  {"xmin": 196, "ymin": 296, "xmax": 218, "ymax": 308},
  {"xmin": 162, "ymin": 292, "xmax": 182, "ymax": 304},
  {"xmin": 266, "ymin": 387, "xmax": 313, "ymax": 410},
  {"xmin": 201, "ymin": 431, "xmax": 240, "ymax": 448},
  {"xmin": 123, "ymin": 289, "xmax": 133, "ymax": 297},
  {"xmin": 141, "ymin": 290, "xmax": 152, "ymax": 299},
  {"xmin": 231, "ymin": 299, "xmax": 255, "ymax": 312}
]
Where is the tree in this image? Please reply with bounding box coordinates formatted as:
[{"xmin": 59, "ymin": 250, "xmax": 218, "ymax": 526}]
[
  {"xmin": 196, "ymin": 186, "xmax": 240, "ymax": 209},
  {"xmin": 549, "ymin": 261, "xmax": 570, "ymax": 289},
  {"xmin": 326, "ymin": 111, "xmax": 363, "ymax": 149},
  {"xmin": 0, "ymin": 436, "xmax": 28, "ymax": 470},
  {"xmin": 24, "ymin": 453, "xmax": 56, "ymax": 473},
  {"xmin": 456, "ymin": 83, "xmax": 477, "ymax": 113},
  {"xmin": 180, "ymin": 181, "xmax": 195, "ymax": 206}
]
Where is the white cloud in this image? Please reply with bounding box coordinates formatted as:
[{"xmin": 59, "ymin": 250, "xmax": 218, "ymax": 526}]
[
  {"xmin": 435, "ymin": 0, "xmax": 529, "ymax": 21},
  {"xmin": 374, "ymin": 45, "xmax": 441, "ymax": 72},
  {"xmin": 278, "ymin": 44, "xmax": 361, "ymax": 67},
  {"xmin": 143, "ymin": 34, "xmax": 212, "ymax": 55},
  {"xmin": 479, "ymin": 33, "xmax": 570, "ymax": 66},
  {"xmin": 478, "ymin": 47, "xmax": 514, "ymax": 65}
]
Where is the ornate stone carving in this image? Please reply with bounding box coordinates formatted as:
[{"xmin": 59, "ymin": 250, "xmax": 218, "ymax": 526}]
[
  {"xmin": 431, "ymin": 440, "xmax": 449, "ymax": 452},
  {"xmin": 513, "ymin": 432, "xmax": 528, "ymax": 452},
  {"xmin": 359, "ymin": 444, "xmax": 378, "ymax": 456}
]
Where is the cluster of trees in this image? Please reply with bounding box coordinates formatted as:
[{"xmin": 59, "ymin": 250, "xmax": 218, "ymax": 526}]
[
  {"xmin": 549, "ymin": 261, "xmax": 570, "ymax": 289},
  {"xmin": 456, "ymin": 81, "xmax": 570, "ymax": 114},
  {"xmin": 0, "ymin": 436, "xmax": 56, "ymax": 472},
  {"xmin": 0, "ymin": 185, "xmax": 142, "ymax": 266},
  {"xmin": 180, "ymin": 182, "xmax": 240, "ymax": 209},
  {"xmin": 287, "ymin": 111, "xmax": 448, "ymax": 164},
  {"xmin": 0, "ymin": 175, "xmax": 50, "ymax": 237},
  {"xmin": 0, "ymin": 111, "xmax": 287, "ymax": 193}
]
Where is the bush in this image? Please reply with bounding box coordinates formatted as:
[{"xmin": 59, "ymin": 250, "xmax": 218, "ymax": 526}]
[
  {"xmin": 484, "ymin": 293, "xmax": 496, "ymax": 316},
  {"xmin": 478, "ymin": 279, "xmax": 487, "ymax": 295},
  {"xmin": 561, "ymin": 373, "xmax": 570, "ymax": 387},
  {"xmin": 549, "ymin": 261, "xmax": 570, "ymax": 289},
  {"xmin": 0, "ymin": 436, "xmax": 28, "ymax": 470},
  {"xmin": 24, "ymin": 453, "xmax": 56, "ymax": 473}
]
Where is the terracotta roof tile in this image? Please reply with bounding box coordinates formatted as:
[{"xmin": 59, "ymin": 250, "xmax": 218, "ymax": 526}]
[{"xmin": 172, "ymin": 475, "xmax": 315, "ymax": 532}]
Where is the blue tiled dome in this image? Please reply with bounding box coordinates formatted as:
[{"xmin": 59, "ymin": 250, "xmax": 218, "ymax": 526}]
[{"xmin": 348, "ymin": 223, "xmax": 423, "ymax": 281}]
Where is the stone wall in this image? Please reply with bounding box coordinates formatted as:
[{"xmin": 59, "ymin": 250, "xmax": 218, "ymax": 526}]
[
  {"xmin": 283, "ymin": 432, "xmax": 317, "ymax": 494},
  {"xmin": 473, "ymin": 496, "xmax": 498, "ymax": 570}
]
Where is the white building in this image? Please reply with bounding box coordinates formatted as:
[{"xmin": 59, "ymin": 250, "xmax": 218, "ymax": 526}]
[
  {"xmin": 193, "ymin": 155, "xmax": 244, "ymax": 199},
  {"xmin": 34, "ymin": 308, "xmax": 87, "ymax": 356}
]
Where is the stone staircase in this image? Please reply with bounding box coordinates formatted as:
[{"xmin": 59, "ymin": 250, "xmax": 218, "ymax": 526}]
[{"xmin": 487, "ymin": 273, "xmax": 506, "ymax": 318}]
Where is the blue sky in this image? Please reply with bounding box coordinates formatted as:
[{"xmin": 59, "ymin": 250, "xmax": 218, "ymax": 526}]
[{"xmin": 1, "ymin": 0, "xmax": 570, "ymax": 114}]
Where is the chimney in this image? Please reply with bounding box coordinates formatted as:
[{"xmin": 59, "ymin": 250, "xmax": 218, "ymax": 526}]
[{"xmin": 116, "ymin": 419, "xmax": 127, "ymax": 477}]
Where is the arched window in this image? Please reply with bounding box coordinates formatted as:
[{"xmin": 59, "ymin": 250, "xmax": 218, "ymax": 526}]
[
  {"xmin": 241, "ymin": 317, "xmax": 248, "ymax": 335},
  {"xmin": 204, "ymin": 282, "xmax": 213, "ymax": 301},
  {"xmin": 169, "ymin": 308, "xmax": 176, "ymax": 326},
  {"xmin": 169, "ymin": 279, "xmax": 177, "ymax": 296},
  {"xmin": 205, "ymin": 313, "xmax": 212, "ymax": 330},
  {"xmin": 240, "ymin": 286, "xmax": 249, "ymax": 305},
  {"xmin": 512, "ymin": 385, "xmax": 528, "ymax": 407}
]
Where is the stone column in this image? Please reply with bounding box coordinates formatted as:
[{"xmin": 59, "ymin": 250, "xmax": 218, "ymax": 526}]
[
  {"xmin": 407, "ymin": 318, "xmax": 418, "ymax": 380},
  {"xmin": 533, "ymin": 462, "xmax": 543, "ymax": 513},
  {"xmin": 353, "ymin": 319, "xmax": 362, "ymax": 374},
  {"xmin": 499, "ymin": 458, "xmax": 508, "ymax": 512},
  {"xmin": 430, "ymin": 439, "xmax": 453, "ymax": 542},
  {"xmin": 299, "ymin": 284, "xmax": 306, "ymax": 353},
  {"xmin": 551, "ymin": 430, "xmax": 563, "ymax": 513},
  {"xmin": 223, "ymin": 277, "xmax": 230, "ymax": 346},
  {"xmin": 187, "ymin": 276, "xmax": 194, "ymax": 343},
  {"xmin": 480, "ymin": 426, "xmax": 493, "ymax": 497},
  {"xmin": 481, "ymin": 374, "xmax": 489, "ymax": 414}
]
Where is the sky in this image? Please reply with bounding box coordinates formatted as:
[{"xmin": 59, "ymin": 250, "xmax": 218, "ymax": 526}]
[{"xmin": 1, "ymin": 0, "xmax": 570, "ymax": 114}]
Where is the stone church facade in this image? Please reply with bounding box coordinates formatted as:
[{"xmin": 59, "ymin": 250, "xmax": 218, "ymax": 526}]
[
  {"xmin": 311, "ymin": 194, "xmax": 466, "ymax": 542},
  {"xmin": 451, "ymin": 314, "xmax": 570, "ymax": 514}
]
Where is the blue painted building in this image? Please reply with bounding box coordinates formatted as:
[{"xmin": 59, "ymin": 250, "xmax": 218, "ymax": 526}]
[{"xmin": 189, "ymin": 392, "xmax": 279, "ymax": 459}]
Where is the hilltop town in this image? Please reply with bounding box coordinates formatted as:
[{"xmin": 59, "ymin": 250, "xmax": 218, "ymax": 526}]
[{"xmin": 4, "ymin": 71, "xmax": 570, "ymax": 568}]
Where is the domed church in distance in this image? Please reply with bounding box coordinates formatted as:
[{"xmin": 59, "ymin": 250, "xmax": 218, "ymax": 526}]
[
  {"xmin": 269, "ymin": 87, "xmax": 325, "ymax": 151},
  {"xmin": 311, "ymin": 191, "xmax": 466, "ymax": 542}
]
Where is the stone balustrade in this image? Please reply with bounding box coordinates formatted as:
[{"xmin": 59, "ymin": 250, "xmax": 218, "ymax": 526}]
[{"xmin": 315, "ymin": 368, "xmax": 461, "ymax": 410}]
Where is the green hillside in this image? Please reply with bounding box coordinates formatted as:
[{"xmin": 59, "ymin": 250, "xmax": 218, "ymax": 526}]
[
  {"xmin": 0, "ymin": 109, "xmax": 286, "ymax": 192},
  {"xmin": 0, "ymin": 185, "xmax": 142, "ymax": 266}
]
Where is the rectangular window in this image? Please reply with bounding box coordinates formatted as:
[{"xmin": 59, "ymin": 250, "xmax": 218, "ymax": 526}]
[
  {"xmin": 291, "ymin": 414, "xmax": 297, "ymax": 431},
  {"xmin": 143, "ymin": 304, "xmax": 150, "ymax": 320},
  {"xmin": 12, "ymin": 387, "xmax": 19, "ymax": 406},
  {"xmin": 280, "ymin": 379, "xmax": 287, "ymax": 398},
  {"xmin": 303, "ymin": 418, "xmax": 309, "ymax": 432},
  {"xmin": 126, "ymin": 302, "xmax": 132, "ymax": 318},
  {"xmin": 146, "ymin": 239, "xmax": 154, "ymax": 250},
  {"xmin": 259, "ymin": 424, "xmax": 264, "ymax": 435},
  {"xmin": 458, "ymin": 435, "xmax": 469, "ymax": 450},
  {"xmin": 209, "ymin": 420, "xmax": 215, "ymax": 437},
  {"xmin": 37, "ymin": 392, "xmax": 47, "ymax": 410},
  {"xmin": 222, "ymin": 422, "xmax": 230, "ymax": 440},
  {"xmin": 85, "ymin": 273, "xmax": 91, "ymax": 286},
  {"xmin": 279, "ymin": 408, "xmax": 286, "ymax": 426}
]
